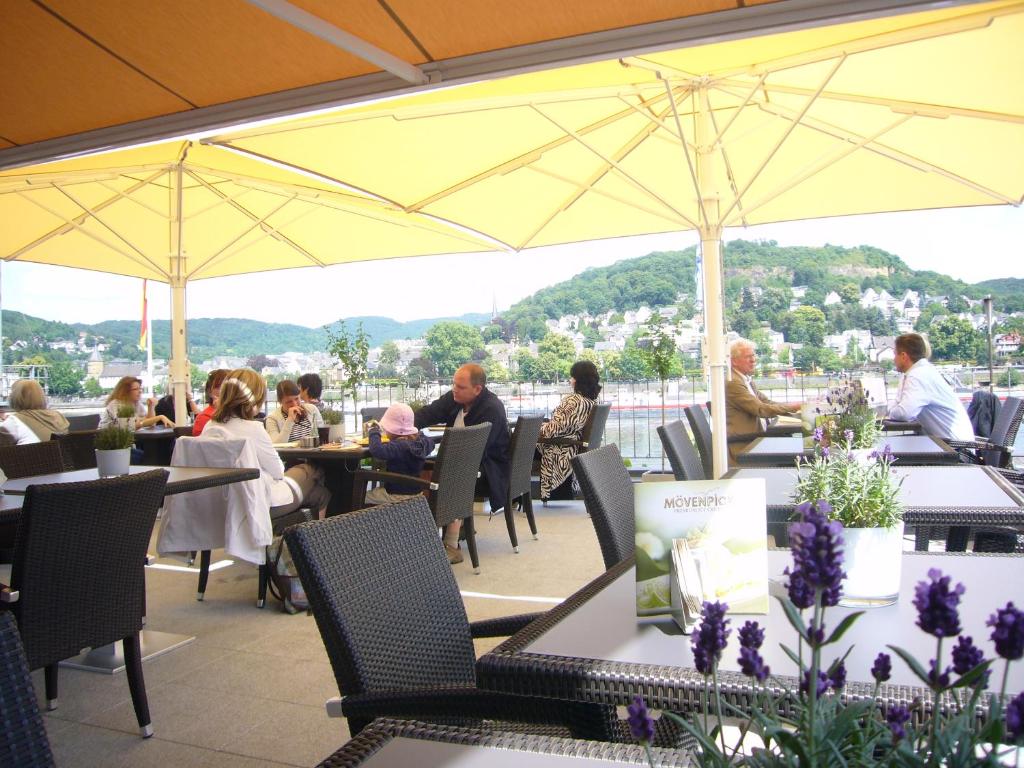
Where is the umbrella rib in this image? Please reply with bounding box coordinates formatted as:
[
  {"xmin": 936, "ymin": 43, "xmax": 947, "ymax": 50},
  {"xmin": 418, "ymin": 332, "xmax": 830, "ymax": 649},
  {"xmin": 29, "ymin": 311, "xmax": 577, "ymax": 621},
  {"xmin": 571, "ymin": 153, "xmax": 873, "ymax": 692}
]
[
  {"xmin": 720, "ymin": 54, "xmax": 846, "ymax": 224},
  {"xmin": 726, "ymin": 113, "xmax": 914, "ymax": 224},
  {"xmin": 530, "ymin": 104, "xmax": 698, "ymax": 228},
  {"xmin": 512, "ymin": 96, "xmax": 683, "ymax": 249},
  {"xmin": 8, "ymin": 187, "xmax": 169, "ymax": 278},
  {"xmin": 406, "ymin": 88, "xmax": 674, "ymax": 212},
  {"xmin": 662, "ymin": 79, "xmax": 707, "ymax": 231},
  {"xmin": 705, "ymin": 97, "xmax": 748, "ymax": 229},
  {"xmin": 184, "ymin": 168, "xmax": 325, "ymax": 267},
  {"xmin": 745, "ymin": 97, "xmax": 1020, "ymax": 207}
]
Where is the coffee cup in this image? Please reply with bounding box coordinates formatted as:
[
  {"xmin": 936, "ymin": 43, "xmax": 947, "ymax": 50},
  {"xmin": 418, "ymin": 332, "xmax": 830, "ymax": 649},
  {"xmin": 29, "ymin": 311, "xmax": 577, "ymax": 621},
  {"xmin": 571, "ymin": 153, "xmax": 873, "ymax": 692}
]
[{"xmin": 300, "ymin": 436, "xmax": 317, "ymax": 448}]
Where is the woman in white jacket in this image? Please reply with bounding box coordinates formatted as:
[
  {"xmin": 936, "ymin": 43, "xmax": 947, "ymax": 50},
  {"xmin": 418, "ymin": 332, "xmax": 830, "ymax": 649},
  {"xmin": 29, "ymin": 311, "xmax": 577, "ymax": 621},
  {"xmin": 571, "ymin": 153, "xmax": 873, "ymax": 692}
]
[
  {"xmin": 264, "ymin": 379, "xmax": 324, "ymax": 444},
  {"xmin": 202, "ymin": 369, "xmax": 330, "ymax": 519}
]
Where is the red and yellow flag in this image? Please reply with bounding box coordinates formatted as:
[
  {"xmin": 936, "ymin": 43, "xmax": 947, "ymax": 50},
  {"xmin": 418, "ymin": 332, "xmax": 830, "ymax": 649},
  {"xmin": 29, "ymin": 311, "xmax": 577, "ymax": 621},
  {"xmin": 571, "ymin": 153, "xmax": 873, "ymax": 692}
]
[{"xmin": 138, "ymin": 279, "xmax": 148, "ymax": 351}]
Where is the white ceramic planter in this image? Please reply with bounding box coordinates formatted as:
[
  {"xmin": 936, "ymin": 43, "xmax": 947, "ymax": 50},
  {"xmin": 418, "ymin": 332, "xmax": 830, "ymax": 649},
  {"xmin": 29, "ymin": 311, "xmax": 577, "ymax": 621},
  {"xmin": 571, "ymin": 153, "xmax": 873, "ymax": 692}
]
[
  {"xmin": 839, "ymin": 522, "xmax": 904, "ymax": 607},
  {"xmin": 327, "ymin": 424, "xmax": 346, "ymax": 443},
  {"xmin": 96, "ymin": 448, "xmax": 131, "ymax": 478}
]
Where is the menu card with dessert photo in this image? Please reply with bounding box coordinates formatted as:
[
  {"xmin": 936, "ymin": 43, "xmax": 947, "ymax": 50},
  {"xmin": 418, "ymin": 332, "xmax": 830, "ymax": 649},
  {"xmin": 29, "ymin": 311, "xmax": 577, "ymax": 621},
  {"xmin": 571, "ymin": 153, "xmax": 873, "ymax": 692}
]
[{"xmin": 634, "ymin": 479, "xmax": 768, "ymax": 625}]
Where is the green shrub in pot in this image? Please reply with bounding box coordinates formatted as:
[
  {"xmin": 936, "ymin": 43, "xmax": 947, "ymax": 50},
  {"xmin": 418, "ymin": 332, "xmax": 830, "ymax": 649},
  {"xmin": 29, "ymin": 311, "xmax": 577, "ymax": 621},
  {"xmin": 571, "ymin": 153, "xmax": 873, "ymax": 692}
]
[{"xmin": 94, "ymin": 425, "xmax": 137, "ymax": 451}]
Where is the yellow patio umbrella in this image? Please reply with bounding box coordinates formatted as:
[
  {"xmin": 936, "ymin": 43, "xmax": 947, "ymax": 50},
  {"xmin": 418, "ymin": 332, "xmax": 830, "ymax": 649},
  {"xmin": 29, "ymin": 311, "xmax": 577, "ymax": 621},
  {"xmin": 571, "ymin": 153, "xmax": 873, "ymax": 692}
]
[
  {"xmin": 214, "ymin": 0, "xmax": 1024, "ymax": 475},
  {"xmin": 0, "ymin": 140, "xmax": 497, "ymax": 422}
]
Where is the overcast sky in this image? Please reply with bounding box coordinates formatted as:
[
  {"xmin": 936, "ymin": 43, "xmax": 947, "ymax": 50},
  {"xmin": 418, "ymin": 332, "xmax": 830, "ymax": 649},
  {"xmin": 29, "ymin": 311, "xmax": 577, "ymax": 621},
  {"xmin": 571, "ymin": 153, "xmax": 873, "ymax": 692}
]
[{"xmin": 2, "ymin": 205, "xmax": 1021, "ymax": 329}]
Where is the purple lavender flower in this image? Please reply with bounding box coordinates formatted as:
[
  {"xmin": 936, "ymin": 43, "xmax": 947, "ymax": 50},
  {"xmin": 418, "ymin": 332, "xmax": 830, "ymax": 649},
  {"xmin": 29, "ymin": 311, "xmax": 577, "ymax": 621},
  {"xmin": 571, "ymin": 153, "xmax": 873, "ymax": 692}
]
[
  {"xmin": 828, "ymin": 660, "xmax": 847, "ymax": 691},
  {"xmin": 626, "ymin": 695, "xmax": 656, "ymax": 745},
  {"xmin": 913, "ymin": 569, "xmax": 965, "ymax": 638},
  {"xmin": 951, "ymin": 636, "xmax": 989, "ymax": 687},
  {"xmin": 813, "ymin": 426, "xmax": 824, "ymax": 443},
  {"xmin": 691, "ymin": 601, "xmax": 731, "ymax": 675},
  {"xmin": 784, "ymin": 566, "xmax": 815, "ymax": 610},
  {"xmin": 820, "ymin": 445, "xmax": 830, "ymax": 459},
  {"xmin": 787, "ymin": 501, "xmax": 845, "ymax": 609},
  {"xmin": 843, "ymin": 429, "xmax": 854, "ymax": 443},
  {"xmin": 886, "ymin": 705, "xmax": 911, "ymax": 742},
  {"xmin": 801, "ymin": 669, "xmax": 829, "ymax": 697},
  {"xmin": 987, "ymin": 602, "xmax": 1024, "ymax": 661},
  {"xmin": 738, "ymin": 621, "xmax": 765, "ymax": 650},
  {"xmin": 871, "ymin": 653, "xmax": 892, "ymax": 683},
  {"xmin": 738, "ymin": 646, "xmax": 770, "ymax": 682},
  {"xmin": 1007, "ymin": 692, "xmax": 1024, "ymax": 744},
  {"xmin": 927, "ymin": 660, "xmax": 952, "ymax": 690}
]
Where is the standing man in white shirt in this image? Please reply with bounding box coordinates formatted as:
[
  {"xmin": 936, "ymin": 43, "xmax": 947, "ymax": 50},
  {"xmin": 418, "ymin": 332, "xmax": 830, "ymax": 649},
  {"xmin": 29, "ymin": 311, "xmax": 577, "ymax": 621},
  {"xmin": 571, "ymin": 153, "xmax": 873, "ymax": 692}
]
[{"xmin": 888, "ymin": 333, "xmax": 973, "ymax": 440}]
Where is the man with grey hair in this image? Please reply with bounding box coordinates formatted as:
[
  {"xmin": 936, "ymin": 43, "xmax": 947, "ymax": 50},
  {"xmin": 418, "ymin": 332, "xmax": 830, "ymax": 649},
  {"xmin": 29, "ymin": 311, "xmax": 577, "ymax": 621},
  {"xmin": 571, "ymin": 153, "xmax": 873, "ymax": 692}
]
[
  {"xmin": 888, "ymin": 332, "xmax": 972, "ymax": 440},
  {"xmin": 725, "ymin": 338, "xmax": 800, "ymax": 464}
]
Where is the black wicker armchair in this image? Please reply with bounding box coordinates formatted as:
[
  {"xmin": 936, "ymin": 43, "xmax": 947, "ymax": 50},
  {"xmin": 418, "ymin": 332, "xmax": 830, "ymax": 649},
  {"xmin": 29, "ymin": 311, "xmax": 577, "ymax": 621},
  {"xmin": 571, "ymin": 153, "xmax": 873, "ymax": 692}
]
[
  {"xmin": 657, "ymin": 419, "xmax": 705, "ymax": 481},
  {"xmin": 571, "ymin": 444, "xmax": 634, "ymax": 570},
  {"xmin": 947, "ymin": 396, "xmax": 1023, "ymax": 469},
  {"xmin": 0, "ymin": 612, "xmax": 54, "ymax": 768},
  {"xmin": 1, "ymin": 471, "xmax": 168, "ymax": 737},
  {"xmin": 350, "ymin": 422, "xmax": 491, "ymax": 573},
  {"xmin": 49, "ymin": 429, "xmax": 99, "ymax": 470},
  {"xmin": 0, "ymin": 441, "xmax": 65, "ymax": 480},
  {"xmin": 282, "ymin": 496, "xmax": 688, "ymax": 748},
  {"xmin": 502, "ymin": 416, "xmax": 542, "ymax": 552}
]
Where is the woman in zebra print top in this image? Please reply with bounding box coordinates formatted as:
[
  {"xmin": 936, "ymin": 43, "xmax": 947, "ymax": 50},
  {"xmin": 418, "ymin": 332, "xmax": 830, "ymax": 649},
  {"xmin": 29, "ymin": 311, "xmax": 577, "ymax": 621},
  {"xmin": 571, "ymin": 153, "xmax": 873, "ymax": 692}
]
[{"xmin": 538, "ymin": 360, "xmax": 601, "ymax": 500}]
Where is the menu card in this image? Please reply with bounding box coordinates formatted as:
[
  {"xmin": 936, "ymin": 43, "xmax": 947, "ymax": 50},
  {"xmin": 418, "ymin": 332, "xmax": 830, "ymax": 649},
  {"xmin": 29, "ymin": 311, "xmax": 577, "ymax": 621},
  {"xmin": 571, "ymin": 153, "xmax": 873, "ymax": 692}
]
[{"xmin": 635, "ymin": 479, "xmax": 769, "ymax": 622}]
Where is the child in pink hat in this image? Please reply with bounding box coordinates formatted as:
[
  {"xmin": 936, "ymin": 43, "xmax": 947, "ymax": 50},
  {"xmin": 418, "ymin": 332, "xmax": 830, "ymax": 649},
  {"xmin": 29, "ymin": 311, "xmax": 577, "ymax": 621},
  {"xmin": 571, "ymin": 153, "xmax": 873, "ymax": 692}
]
[{"xmin": 365, "ymin": 403, "xmax": 435, "ymax": 505}]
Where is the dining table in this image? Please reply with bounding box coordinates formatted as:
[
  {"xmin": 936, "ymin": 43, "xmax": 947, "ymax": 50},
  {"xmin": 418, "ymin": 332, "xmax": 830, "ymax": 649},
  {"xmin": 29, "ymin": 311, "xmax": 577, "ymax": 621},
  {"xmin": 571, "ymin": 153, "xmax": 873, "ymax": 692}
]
[
  {"xmin": 477, "ymin": 551, "xmax": 1024, "ymax": 718},
  {"xmin": 321, "ymin": 717, "xmax": 689, "ymax": 767},
  {"xmin": 735, "ymin": 433, "xmax": 956, "ymax": 468},
  {"xmin": 723, "ymin": 464, "xmax": 1024, "ymax": 551},
  {"xmin": 1, "ymin": 463, "xmax": 260, "ymax": 674},
  {"xmin": 132, "ymin": 425, "xmax": 179, "ymax": 466}
]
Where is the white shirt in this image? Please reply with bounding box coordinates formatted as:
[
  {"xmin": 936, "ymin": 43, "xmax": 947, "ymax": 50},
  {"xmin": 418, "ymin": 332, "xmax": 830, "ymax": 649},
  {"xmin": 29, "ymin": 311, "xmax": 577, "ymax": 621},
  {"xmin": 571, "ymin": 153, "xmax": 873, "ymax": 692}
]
[
  {"xmin": 0, "ymin": 414, "xmax": 40, "ymax": 445},
  {"xmin": 888, "ymin": 358, "xmax": 974, "ymax": 441},
  {"xmin": 202, "ymin": 418, "xmax": 299, "ymax": 507}
]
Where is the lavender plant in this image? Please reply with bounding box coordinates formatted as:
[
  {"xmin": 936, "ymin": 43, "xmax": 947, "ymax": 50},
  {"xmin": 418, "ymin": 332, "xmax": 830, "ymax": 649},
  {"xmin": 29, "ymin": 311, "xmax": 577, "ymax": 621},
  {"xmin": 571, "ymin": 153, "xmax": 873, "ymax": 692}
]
[
  {"xmin": 629, "ymin": 501, "xmax": 1023, "ymax": 766},
  {"xmin": 793, "ymin": 436, "xmax": 902, "ymax": 529},
  {"xmin": 814, "ymin": 381, "xmax": 881, "ymax": 450}
]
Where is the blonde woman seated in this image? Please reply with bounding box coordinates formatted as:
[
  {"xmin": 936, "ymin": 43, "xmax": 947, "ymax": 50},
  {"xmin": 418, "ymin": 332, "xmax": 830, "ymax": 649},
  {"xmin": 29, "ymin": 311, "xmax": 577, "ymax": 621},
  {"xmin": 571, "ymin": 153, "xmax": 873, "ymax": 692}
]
[
  {"xmin": 98, "ymin": 376, "xmax": 173, "ymax": 429},
  {"xmin": 0, "ymin": 379, "xmax": 69, "ymax": 444},
  {"xmin": 265, "ymin": 379, "xmax": 325, "ymax": 444},
  {"xmin": 203, "ymin": 369, "xmax": 330, "ymax": 519}
]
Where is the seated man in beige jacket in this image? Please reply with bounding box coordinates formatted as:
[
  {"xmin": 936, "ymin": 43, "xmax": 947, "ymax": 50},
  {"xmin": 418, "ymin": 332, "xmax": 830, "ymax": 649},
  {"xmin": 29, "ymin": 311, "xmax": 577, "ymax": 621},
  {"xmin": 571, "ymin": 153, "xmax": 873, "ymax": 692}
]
[{"xmin": 725, "ymin": 338, "xmax": 801, "ymax": 464}]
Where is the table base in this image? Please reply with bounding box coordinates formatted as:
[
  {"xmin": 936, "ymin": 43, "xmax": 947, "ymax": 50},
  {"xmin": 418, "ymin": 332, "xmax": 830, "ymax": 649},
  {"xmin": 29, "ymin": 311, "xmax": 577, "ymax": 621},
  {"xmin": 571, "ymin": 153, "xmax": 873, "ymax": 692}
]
[{"xmin": 59, "ymin": 630, "xmax": 195, "ymax": 674}]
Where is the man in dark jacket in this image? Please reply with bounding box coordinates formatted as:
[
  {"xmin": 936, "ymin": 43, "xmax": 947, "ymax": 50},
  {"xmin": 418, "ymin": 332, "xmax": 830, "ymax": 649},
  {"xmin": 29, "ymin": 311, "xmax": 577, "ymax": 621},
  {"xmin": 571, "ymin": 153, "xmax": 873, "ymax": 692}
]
[{"xmin": 415, "ymin": 363, "xmax": 510, "ymax": 563}]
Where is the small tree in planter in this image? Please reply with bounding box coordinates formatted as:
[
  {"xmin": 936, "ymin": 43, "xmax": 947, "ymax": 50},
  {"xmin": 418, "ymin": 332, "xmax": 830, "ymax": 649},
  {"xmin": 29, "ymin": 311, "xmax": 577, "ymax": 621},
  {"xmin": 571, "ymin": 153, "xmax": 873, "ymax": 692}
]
[
  {"xmin": 320, "ymin": 407, "xmax": 344, "ymax": 443},
  {"xmin": 94, "ymin": 425, "xmax": 136, "ymax": 477},
  {"xmin": 116, "ymin": 403, "xmax": 137, "ymax": 430},
  {"xmin": 639, "ymin": 315, "xmax": 682, "ymax": 470},
  {"xmin": 325, "ymin": 322, "xmax": 370, "ymax": 434}
]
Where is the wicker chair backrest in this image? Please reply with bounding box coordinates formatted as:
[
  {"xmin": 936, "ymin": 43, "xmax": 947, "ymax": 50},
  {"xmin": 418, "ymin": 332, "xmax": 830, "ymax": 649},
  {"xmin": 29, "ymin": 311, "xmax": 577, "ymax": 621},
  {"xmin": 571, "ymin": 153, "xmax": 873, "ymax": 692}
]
[
  {"xmin": 10, "ymin": 471, "xmax": 168, "ymax": 671},
  {"xmin": 684, "ymin": 405, "xmax": 714, "ymax": 480},
  {"xmin": 49, "ymin": 430, "xmax": 99, "ymax": 471},
  {"xmin": 284, "ymin": 496, "xmax": 476, "ymax": 695},
  {"xmin": 571, "ymin": 444, "xmax": 634, "ymax": 570},
  {"xmin": 657, "ymin": 420, "xmax": 706, "ymax": 481},
  {"xmin": 581, "ymin": 403, "xmax": 611, "ymax": 450},
  {"xmin": 988, "ymin": 396, "xmax": 1024, "ymax": 467},
  {"xmin": 507, "ymin": 416, "xmax": 543, "ymax": 501},
  {"xmin": 430, "ymin": 422, "xmax": 491, "ymax": 528},
  {"xmin": 65, "ymin": 413, "xmax": 100, "ymax": 431},
  {"xmin": 359, "ymin": 407, "xmax": 388, "ymax": 426},
  {"xmin": 0, "ymin": 441, "xmax": 65, "ymax": 480},
  {"xmin": 0, "ymin": 612, "xmax": 54, "ymax": 767}
]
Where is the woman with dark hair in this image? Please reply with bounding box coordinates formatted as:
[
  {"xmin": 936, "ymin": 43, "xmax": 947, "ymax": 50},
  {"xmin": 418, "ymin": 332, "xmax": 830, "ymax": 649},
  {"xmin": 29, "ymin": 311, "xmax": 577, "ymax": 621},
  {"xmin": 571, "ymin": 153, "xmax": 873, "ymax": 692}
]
[
  {"xmin": 297, "ymin": 373, "xmax": 323, "ymax": 411},
  {"xmin": 193, "ymin": 369, "xmax": 229, "ymax": 436},
  {"xmin": 538, "ymin": 360, "xmax": 601, "ymax": 501},
  {"xmin": 265, "ymin": 379, "xmax": 324, "ymax": 443}
]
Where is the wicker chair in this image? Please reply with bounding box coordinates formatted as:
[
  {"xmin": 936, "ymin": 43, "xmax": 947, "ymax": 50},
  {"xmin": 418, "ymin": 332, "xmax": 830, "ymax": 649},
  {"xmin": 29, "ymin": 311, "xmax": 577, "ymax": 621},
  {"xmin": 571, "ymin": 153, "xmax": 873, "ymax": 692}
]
[
  {"xmin": 359, "ymin": 406, "xmax": 388, "ymax": 428},
  {"xmin": 684, "ymin": 405, "xmax": 714, "ymax": 480},
  {"xmin": 0, "ymin": 612, "xmax": 54, "ymax": 768},
  {"xmin": 283, "ymin": 496, "xmax": 686, "ymax": 746},
  {"xmin": 0, "ymin": 441, "xmax": 65, "ymax": 480},
  {"xmin": 571, "ymin": 444, "xmax": 634, "ymax": 570},
  {"xmin": 2, "ymin": 471, "xmax": 168, "ymax": 737},
  {"xmin": 539, "ymin": 402, "xmax": 611, "ymax": 501},
  {"xmin": 49, "ymin": 429, "xmax": 99, "ymax": 470},
  {"xmin": 947, "ymin": 396, "xmax": 1023, "ymax": 469},
  {"xmin": 351, "ymin": 422, "xmax": 491, "ymax": 573},
  {"xmin": 656, "ymin": 419, "xmax": 705, "ymax": 481},
  {"xmin": 503, "ymin": 416, "xmax": 542, "ymax": 552}
]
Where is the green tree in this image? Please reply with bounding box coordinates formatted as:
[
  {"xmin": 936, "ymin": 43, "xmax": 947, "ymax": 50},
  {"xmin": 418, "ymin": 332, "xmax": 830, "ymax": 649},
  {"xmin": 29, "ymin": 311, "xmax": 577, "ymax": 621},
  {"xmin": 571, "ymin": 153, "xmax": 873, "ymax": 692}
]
[
  {"xmin": 780, "ymin": 306, "xmax": 827, "ymax": 346},
  {"xmin": 404, "ymin": 355, "xmax": 437, "ymax": 387},
  {"xmin": 424, "ymin": 321, "xmax": 485, "ymax": 377},
  {"xmin": 325, "ymin": 322, "xmax": 370, "ymax": 431},
  {"xmin": 514, "ymin": 349, "xmax": 539, "ymax": 381},
  {"xmin": 839, "ymin": 283, "xmax": 861, "ymax": 305},
  {"xmin": 481, "ymin": 358, "xmax": 510, "ymax": 383},
  {"xmin": 190, "ymin": 363, "xmax": 205, "ymax": 392},
  {"xmin": 245, "ymin": 354, "xmax": 279, "ymax": 372},
  {"xmin": 928, "ymin": 316, "xmax": 981, "ymax": 362},
  {"xmin": 83, "ymin": 377, "xmax": 104, "ymax": 398},
  {"xmin": 48, "ymin": 361, "xmax": 83, "ymax": 397},
  {"xmin": 481, "ymin": 324, "xmax": 504, "ymax": 343},
  {"xmin": 377, "ymin": 340, "xmax": 401, "ymax": 377}
]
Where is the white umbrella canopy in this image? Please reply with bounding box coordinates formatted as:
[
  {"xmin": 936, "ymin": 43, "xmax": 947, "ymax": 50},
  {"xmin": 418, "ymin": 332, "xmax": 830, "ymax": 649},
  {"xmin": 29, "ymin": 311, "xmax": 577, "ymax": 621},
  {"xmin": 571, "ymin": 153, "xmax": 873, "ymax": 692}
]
[
  {"xmin": 0, "ymin": 140, "xmax": 497, "ymax": 421},
  {"xmin": 215, "ymin": 0, "xmax": 1024, "ymax": 473}
]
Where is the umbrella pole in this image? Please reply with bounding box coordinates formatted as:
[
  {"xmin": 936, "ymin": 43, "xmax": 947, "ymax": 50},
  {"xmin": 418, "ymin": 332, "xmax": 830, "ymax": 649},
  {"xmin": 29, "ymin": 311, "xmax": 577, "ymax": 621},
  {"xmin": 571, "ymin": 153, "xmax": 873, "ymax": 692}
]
[{"xmin": 170, "ymin": 160, "xmax": 190, "ymax": 426}]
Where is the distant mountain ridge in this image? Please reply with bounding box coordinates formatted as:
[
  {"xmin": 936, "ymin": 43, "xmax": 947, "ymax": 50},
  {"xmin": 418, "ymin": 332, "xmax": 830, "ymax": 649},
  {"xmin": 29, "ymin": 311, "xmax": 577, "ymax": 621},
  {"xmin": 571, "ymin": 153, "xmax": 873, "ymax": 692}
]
[{"xmin": 1, "ymin": 310, "xmax": 491, "ymax": 361}]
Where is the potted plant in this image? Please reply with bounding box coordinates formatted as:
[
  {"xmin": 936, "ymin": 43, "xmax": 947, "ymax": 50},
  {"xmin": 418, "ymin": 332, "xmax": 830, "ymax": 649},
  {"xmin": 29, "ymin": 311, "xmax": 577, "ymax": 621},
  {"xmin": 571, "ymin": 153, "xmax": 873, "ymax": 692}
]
[
  {"xmin": 628, "ymin": 503, "xmax": 1024, "ymax": 766},
  {"xmin": 320, "ymin": 407, "xmax": 345, "ymax": 443},
  {"xmin": 116, "ymin": 403, "xmax": 137, "ymax": 431},
  {"xmin": 812, "ymin": 380, "xmax": 880, "ymax": 451},
  {"xmin": 94, "ymin": 425, "xmax": 136, "ymax": 477},
  {"xmin": 793, "ymin": 435, "xmax": 903, "ymax": 606}
]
